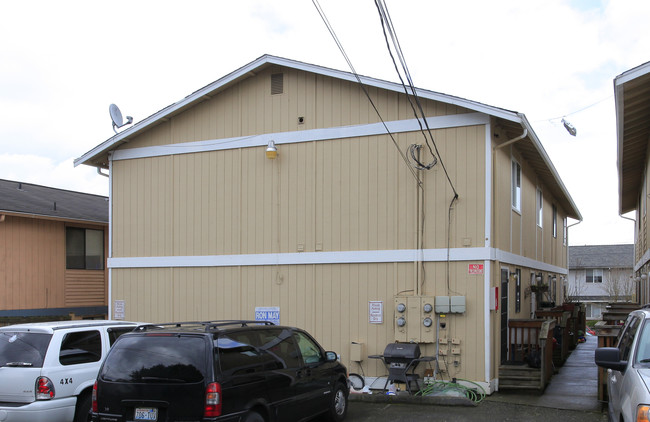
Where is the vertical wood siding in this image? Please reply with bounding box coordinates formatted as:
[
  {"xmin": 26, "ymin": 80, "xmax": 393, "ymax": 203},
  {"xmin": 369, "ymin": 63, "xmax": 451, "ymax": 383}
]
[
  {"xmin": 0, "ymin": 216, "xmax": 65, "ymax": 310},
  {"xmin": 112, "ymin": 261, "xmax": 484, "ymax": 381}
]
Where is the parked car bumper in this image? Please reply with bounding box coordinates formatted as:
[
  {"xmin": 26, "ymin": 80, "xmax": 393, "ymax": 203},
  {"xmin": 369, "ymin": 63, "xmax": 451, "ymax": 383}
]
[{"xmin": 0, "ymin": 397, "xmax": 76, "ymax": 422}]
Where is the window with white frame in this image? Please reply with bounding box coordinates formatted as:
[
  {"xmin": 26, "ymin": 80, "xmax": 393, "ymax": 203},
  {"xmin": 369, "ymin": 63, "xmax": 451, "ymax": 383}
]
[
  {"xmin": 536, "ymin": 188, "xmax": 543, "ymax": 227},
  {"xmin": 512, "ymin": 159, "xmax": 521, "ymax": 212},
  {"xmin": 552, "ymin": 204, "xmax": 557, "ymax": 238},
  {"xmin": 563, "ymin": 217, "xmax": 568, "ymax": 245},
  {"xmin": 586, "ymin": 269, "xmax": 603, "ymax": 283}
]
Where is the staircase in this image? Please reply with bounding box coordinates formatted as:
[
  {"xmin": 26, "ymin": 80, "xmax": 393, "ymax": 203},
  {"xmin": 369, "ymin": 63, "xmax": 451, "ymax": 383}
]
[{"xmin": 498, "ymin": 364, "xmax": 543, "ymax": 391}]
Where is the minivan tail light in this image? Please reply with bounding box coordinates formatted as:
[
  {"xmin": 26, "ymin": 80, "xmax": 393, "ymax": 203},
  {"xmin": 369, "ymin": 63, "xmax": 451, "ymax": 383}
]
[
  {"xmin": 92, "ymin": 381, "xmax": 98, "ymax": 413},
  {"xmin": 35, "ymin": 376, "xmax": 55, "ymax": 400},
  {"xmin": 204, "ymin": 382, "xmax": 222, "ymax": 417}
]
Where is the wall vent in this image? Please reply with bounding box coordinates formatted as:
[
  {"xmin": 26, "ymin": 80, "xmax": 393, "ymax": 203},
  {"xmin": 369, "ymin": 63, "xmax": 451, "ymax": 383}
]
[{"xmin": 271, "ymin": 73, "xmax": 284, "ymax": 95}]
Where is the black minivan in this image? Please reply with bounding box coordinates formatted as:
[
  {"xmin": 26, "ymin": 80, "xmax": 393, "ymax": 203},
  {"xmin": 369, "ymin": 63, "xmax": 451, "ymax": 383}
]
[{"xmin": 91, "ymin": 321, "xmax": 349, "ymax": 422}]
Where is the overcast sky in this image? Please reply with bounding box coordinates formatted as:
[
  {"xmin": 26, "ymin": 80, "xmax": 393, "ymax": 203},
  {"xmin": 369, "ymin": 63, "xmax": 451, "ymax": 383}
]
[{"xmin": 1, "ymin": 0, "xmax": 648, "ymax": 246}]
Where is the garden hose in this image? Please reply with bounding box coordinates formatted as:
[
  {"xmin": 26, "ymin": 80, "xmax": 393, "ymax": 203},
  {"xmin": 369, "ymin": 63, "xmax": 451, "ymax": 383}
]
[{"xmin": 416, "ymin": 378, "xmax": 486, "ymax": 404}]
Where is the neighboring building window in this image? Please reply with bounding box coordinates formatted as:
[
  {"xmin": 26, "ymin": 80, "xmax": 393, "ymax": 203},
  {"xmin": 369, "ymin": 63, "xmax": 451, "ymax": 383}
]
[
  {"xmin": 552, "ymin": 205, "xmax": 557, "ymax": 238},
  {"xmin": 586, "ymin": 269, "xmax": 603, "ymax": 283},
  {"xmin": 511, "ymin": 159, "xmax": 521, "ymax": 212},
  {"xmin": 66, "ymin": 227, "xmax": 104, "ymax": 270},
  {"xmin": 536, "ymin": 188, "xmax": 543, "ymax": 227},
  {"xmin": 563, "ymin": 217, "xmax": 568, "ymax": 246}
]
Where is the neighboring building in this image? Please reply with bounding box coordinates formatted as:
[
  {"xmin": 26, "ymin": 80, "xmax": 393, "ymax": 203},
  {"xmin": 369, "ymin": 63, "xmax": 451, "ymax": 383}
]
[
  {"xmin": 75, "ymin": 55, "xmax": 581, "ymax": 393},
  {"xmin": 567, "ymin": 244, "xmax": 635, "ymax": 319},
  {"xmin": 0, "ymin": 179, "xmax": 109, "ymax": 321},
  {"xmin": 615, "ymin": 61, "xmax": 650, "ymax": 305}
]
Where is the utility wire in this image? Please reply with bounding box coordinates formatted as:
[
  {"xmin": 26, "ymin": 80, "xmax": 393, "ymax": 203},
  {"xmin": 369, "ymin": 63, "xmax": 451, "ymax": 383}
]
[
  {"xmin": 373, "ymin": 0, "xmax": 458, "ymax": 199},
  {"xmin": 312, "ymin": 0, "xmax": 422, "ymax": 187}
]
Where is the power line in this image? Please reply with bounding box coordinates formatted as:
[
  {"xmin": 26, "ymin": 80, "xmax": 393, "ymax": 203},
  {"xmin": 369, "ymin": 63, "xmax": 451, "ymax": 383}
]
[
  {"xmin": 312, "ymin": 0, "xmax": 422, "ymax": 187},
  {"xmin": 373, "ymin": 0, "xmax": 458, "ymax": 199}
]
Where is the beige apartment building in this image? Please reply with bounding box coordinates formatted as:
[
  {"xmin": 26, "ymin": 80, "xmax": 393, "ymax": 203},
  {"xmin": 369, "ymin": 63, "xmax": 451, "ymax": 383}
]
[{"xmin": 76, "ymin": 55, "xmax": 580, "ymax": 392}]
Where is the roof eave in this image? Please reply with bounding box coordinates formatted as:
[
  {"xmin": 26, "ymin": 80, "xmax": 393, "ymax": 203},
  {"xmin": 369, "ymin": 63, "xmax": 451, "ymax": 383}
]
[{"xmin": 75, "ymin": 55, "xmax": 522, "ymax": 168}]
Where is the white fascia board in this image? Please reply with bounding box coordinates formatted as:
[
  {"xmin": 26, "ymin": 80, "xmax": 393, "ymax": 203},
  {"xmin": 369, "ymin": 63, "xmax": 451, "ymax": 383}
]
[
  {"xmin": 108, "ymin": 247, "xmax": 566, "ymax": 274},
  {"xmin": 76, "ymin": 55, "xmax": 519, "ymax": 167},
  {"xmin": 495, "ymin": 249, "xmax": 568, "ymax": 275},
  {"xmin": 614, "ymin": 61, "xmax": 650, "ymax": 86},
  {"xmin": 615, "ymin": 78, "xmax": 626, "ymax": 214},
  {"xmin": 112, "ymin": 113, "xmax": 490, "ymax": 161}
]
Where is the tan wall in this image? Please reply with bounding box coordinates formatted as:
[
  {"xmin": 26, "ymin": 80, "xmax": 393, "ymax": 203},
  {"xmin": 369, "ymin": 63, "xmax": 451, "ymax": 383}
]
[
  {"xmin": 112, "ymin": 260, "xmax": 486, "ymax": 382},
  {"xmin": 122, "ymin": 67, "xmax": 472, "ymax": 151},
  {"xmin": 112, "ymin": 126, "xmax": 487, "ymax": 258},
  {"xmin": 492, "ymin": 135, "xmax": 568, "ymax": 270},
  {"xmin": 0, "ymin": 214, "xmax": 108, "ymax": 312}
]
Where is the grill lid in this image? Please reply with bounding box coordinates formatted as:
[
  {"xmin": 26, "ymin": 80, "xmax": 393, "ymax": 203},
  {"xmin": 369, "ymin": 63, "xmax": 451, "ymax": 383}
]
[{"xmin": 382, "ymin": 343, "xmax": 421, "ymax": 359}]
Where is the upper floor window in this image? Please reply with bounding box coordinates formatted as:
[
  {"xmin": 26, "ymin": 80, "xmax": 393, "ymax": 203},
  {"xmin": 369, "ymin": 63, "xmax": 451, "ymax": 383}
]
[
  {"xmin": 552, "ymin": 204, "xmax": 557, "ymax": 238},
  {"xmin": 511, "ymin": 160, "xmax": 521, "ymax": 212},
  {"xmin": 563, "ymin": 217, "xmax": 568, "ymax": 245},
  {"xmin": 536, "ymin": 188, "xmax": 543, "ymax": 227},
  {"xmin": 66, "ymin": 227, "xmax": 104, "ymax": 270},
  {"xmin": 586, "ymin": 268, "xmax": 603, "ymax": 283}
]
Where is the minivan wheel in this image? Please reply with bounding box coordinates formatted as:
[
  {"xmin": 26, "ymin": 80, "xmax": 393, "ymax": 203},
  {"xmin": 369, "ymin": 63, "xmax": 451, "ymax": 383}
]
[
  {"xmin": 327, "ymin": 383, "xmax": 348, "ymax": 422},
  {"xmin": 73, "ymin": 392, "xmax": 92, "ymax": 422},
  {"xmin": 243, "ymin": 410, "xmax": 265, "ymax": 422}
]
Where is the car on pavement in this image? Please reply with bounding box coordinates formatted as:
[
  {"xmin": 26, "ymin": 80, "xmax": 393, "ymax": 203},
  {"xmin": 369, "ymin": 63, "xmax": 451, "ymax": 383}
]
[
  {"xmin": 595, "ymin": 308, "xmax": 650, "ymax": 422},
  {"xmin": 0, "ymin": 319, "xmax": 141, "ymax": 422},
  {"xmin": 91, "ymin": 320, "xmax": 349, "ymax": 422}
]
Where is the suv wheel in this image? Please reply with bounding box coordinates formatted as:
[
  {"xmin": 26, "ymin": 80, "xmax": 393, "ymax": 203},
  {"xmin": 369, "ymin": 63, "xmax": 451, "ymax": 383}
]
[
  {"xmin": 326, "ymin": 383, "xmax": 348, "ymax": 422},
  {"xmin": 243, "ymin": 410, "xmax": 265, "ymax": 422},
  {"xmin": 73, "ymin": 391, "xmax": 92, "ymax": 422}
]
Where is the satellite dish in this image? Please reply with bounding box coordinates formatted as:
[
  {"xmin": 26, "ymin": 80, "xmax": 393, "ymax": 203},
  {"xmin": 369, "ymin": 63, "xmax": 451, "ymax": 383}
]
[{"xmin": 109, "ymin": 104, "xmax": 133, "ymax": 134}]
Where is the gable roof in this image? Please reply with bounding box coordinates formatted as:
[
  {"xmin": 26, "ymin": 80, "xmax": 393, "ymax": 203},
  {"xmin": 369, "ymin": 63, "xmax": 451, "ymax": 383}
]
[
  {"xmin": 0, "ymin": 179, "xmax": 108, "ymax": 223},
  {"xmin": 75, "ymin": 54, "xmax": 581, "ymax": 220},
  {"xmin": 615, "ymin": 60, "xmax": 650, "ymax": 214},
  {"xmin": 569, "ymin": 244, "xmax": 634, "ymax": 269}
]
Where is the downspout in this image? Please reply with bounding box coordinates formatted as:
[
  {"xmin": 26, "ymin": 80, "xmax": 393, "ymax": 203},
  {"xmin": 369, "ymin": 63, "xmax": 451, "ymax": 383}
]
[{"xmin": 97, "ymin": 167, "xmax": 109, "ymax": 178}]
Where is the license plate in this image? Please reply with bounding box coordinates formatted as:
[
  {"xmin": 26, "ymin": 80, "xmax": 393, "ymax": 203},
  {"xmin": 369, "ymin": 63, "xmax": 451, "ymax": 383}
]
[{"xmin": 134, "ymin": 407, "xmax": 158, "ymax": 421}]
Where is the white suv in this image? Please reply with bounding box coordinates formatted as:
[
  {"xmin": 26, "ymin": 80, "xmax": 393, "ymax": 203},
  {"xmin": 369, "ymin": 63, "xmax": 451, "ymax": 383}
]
[{"xmin": 0, "ymin": 320, "xmax": 141, "ymax": 422}]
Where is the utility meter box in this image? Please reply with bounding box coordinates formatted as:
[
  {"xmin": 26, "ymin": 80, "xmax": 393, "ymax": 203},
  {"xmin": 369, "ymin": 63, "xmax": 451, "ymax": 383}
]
[
  {"xmin": 450, "ymin": 296, "xmax": 466, "ymax": 313},
  {"xmin": 350, "ymin": 342, "xmax": 365, "ymax": 362},
  {"xmin": 435, "ymin": 296, "xmax": 450, "ymax": 313}
]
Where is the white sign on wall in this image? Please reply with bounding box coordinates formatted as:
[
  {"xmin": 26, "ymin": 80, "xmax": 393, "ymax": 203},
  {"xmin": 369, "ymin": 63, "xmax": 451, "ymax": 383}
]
[
  {"xmin": 255, "ymin": 306, "xmax": 280, "ymax": 325},
  {"xmin": 369, "ymin": 301, "xmax": 383, "ymax": 324},
  {"xmin": 114, "ymin": 300, "xmax": 125, "ymax": 320}
]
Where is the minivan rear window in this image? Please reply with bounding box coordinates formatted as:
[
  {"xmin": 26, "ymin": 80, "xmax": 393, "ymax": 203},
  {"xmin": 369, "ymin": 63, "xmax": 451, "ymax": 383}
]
[
  {"xmin": 0, "ymin": 332, "xmax": 52, "ymax": 368},
  {"xmin": 101, "ymin": 335, "xmax": 206, "ymax": 383}
]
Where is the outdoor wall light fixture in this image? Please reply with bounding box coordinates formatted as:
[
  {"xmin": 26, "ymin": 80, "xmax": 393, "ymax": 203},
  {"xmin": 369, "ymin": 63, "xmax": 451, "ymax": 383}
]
[
  {"xmin": 536, "ymin": 273, "xmax": 543, "ymax": 283},
  {"xmin": 642, "ymin": 274, "xmax": 648, "ymax": 281},
  {"xmin": 266, "ymin": 140, "xmax": 278, "ymax": 159}
]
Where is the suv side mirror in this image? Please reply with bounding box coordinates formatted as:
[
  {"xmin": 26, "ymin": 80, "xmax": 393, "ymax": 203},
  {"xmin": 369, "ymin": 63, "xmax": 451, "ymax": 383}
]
[
  {"xmin": 595, "ymin": 347, "xmax": 627, "ymax": 372},
  {"xmin": 325, "ymin": 351, "xmax": 339, "ymax": 362}
]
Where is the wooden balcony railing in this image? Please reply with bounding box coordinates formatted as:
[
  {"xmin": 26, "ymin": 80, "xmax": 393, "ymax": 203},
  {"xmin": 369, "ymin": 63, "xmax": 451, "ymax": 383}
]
[{"xmin": 508, "ymin": 319, "xmax": 556, "ymax": 389}]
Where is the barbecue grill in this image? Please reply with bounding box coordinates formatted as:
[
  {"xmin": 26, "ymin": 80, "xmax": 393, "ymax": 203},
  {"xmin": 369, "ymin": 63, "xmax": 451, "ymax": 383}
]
[{"xmin": 369, "ymin": 343, "xmax": 435, "ymax": 394}]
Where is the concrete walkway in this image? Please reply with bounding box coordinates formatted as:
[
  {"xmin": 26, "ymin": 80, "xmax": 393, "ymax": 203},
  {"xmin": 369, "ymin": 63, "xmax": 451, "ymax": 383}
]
[{"xmin": 487, "ymin": 334, "xmax": 603, "ymax": 413}]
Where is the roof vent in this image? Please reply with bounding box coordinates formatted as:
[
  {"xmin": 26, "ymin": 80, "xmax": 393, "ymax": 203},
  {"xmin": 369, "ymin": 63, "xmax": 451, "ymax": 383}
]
[{"xmin": 271, "ymin": 73, "xmax": 284, "ymax": 95}]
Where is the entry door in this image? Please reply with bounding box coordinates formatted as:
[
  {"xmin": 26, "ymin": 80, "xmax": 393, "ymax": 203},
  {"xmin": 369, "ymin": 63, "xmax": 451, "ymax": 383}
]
[{"xmin": 500, "ymin": 269, "xmax": 509, "ymax": 363}]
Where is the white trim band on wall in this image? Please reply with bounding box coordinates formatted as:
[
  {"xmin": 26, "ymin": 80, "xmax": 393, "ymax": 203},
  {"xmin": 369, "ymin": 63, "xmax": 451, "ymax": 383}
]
[
  {"xmin": 111, "ymin": 113, "xmax": 490, "ymax": 161},
  {"xmin": 108, "ymin": 247, "xmax": 568, "ymax": 275}
]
